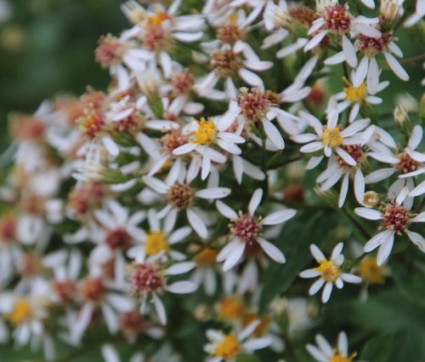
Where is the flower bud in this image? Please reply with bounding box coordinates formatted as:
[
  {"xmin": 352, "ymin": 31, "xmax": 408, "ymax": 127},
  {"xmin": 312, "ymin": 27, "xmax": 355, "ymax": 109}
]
[{"xmin": 363, "ymin": 191, "xmax": 380, "ymax": 208}]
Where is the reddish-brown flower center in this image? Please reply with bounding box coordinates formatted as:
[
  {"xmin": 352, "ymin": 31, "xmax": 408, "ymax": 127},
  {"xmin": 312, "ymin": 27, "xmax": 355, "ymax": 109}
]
[
  {"xmin": 161, "ymin": 130, "xmax": 188, "ymax": 156},
  {"xmin": 171, "ymin": 70, "xmax": 195, "ymax": 95},
  {"xmin": 95, "ymin": 35, "xmax": 126, "ymax": 68},
  {"xmin": 166, "ymin": 183, "xmax": 193, "ymax": 210},
  {"xmin": 53, "ymin": 279, "xmax": 78, "ymax": 304},
  {"xmin": 358, "ymin": 32, "xmax": 393, "ymax": 57},
  {"xmin": 131, "ymin": 263, "xmax": 164, "ymax": 294},
  {"xmin": 382, "ymin": 203, "xmax": 409, "ymax": 233},
  {"xmin": 325, "ymin": 5, "xmax": 352, "ymax": 34},
  {"xmin": 230, "ymin": 213, "xmax": 262, "ymax": 243},
  {"xmin": 211, "ymin": 50, "xmax": 242, "ymax": 78},
  {"xmin": 238, "ymin": 88, "xmax": 278, "ymax": 123},
  {"xmin": 396, "ymin": 153, "xmax": 421, "ymax": 174},
  {"xmin": 81, "ymin": 278, "xmax": 106, "ymax": 303},
  {"xmin": 120, "ymin": 310, "xmax": 147, "ymax": 337},
  {"xmin": 217, "ymin": 22, "xmax": 245, "ymax": 44},
  {"xmin": 106, "ymin": 228, "xmax": 132, "ymax": 250},
  {"xmin": 337, "ymin": 144, "xmax": 364, "ymax": 168},
  {"xmin": 0, "ymin": 215, "xmax": 17, "ymax": 243}
]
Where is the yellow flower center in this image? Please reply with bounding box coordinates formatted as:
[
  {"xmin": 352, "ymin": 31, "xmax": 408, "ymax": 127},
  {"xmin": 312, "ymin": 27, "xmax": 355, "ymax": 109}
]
[
  {"xmin": 214, "ymin": 335, "xmax": 240, "ymax": 358},
  {"xmin": 7, "ymin": 299, "xmax": 33, "ymax": 325},
  {"xmin": 148, "ymin": 11, "xmax": 171, "ymax": 26},
  {"xmin": 344, "ymin": 79, "xmax": 367, "ymax": 102},
  {"xmin": 330, "ymin": 352, "xmax": 357, "ymax": 362},
  {"xmin": 218, "ymin": 296, "xmax": 245, "ymax": 321},
  {"xmin": 194, "ymin": 248, "xmax": 219, "ymax": 267},
  {"xmin": 314, "ymin": 259, "xmax": 341, "ymax": 282},
  {"xmin": 146, "ymin": 231, "xmax": 169, "ymax": 256},
  {"xmin": 191, "ymin": 118, "xmax": 217, "ymax": 145},
  {"xmin": 322, "ymin": 127, "xmax": 343, "ymax": 148},
  {"xmin": 359, "ymin": 257, "xmax": 386, "ymax": 284}
]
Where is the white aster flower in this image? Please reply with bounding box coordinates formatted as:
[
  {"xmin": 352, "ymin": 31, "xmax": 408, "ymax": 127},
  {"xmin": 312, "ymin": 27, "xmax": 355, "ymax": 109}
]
[
  {"xmin": 307, "ymin": 331, "xmax": 360, "ymax": 362},
  {"xmin": 195, "ymin": 41, "xmax": 272, "ymax": 99},
  {"xmin": 216, "ymin": 188, "xmax": 296, "ymax": 271},
  {"xmin": 299, "ymin": 243, "xmax": 361, "ymax": 303},
  {"xmin": 293, "ymin": 97, "xmax": 370, "ymax": 169},
  {"xmin": 204, "ymin": 320, "xmax": 272, "ymax": 362},
  {"xmin": 127, "ymin": 209, "xmax": 191, "ymax": 263},
  {"xmin": 355, "ymin": 187, "xmax": 425, "ymax": 265},
  {"xmin": 142, "ymin": 163, "xmax": 231, "ymax": 238},
  {"xmin": 173, "ymin": 114, "xmax": 245, "ymax": 180},
  {"xmin": 130, "ymin": 261, "xmax": 197, "ymax": 325},
  {"xmin": 305, "ymin": 1, "xmax": 380, "ymax": 67}
]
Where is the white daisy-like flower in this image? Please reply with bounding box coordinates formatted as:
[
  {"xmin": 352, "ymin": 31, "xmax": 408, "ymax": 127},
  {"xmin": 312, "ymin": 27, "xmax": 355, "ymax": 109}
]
[
  {"xmin": 72, "ymin": 273, "xmax": 135, "ymax": 343},
  {"xmin": 130, "ymin": 261, "xmax": 197, "ymax": 325},
  {"xmin": 366, "ymin": 125, "xmax": 425, "ymax": 205},
  {"xmin": 89, "ymin": 200, "xmax": 146, "ymax": 283},
  {"xmin": 216, "ymin": 188, "xmax": 296, "ymax": 271},
  {"xmin": 204, "ymin": 320, "xmax": 272, "ymax": 362},
  {"xmin": 292, "ymin": 97, "xmax": 370, "ymax": 169},
  {"xmin": 95, "ymin": 33, "xmax": 152, "ymax": 91},
  {"xmin": 316, "ymin": 143, "xmax": 368, "ymax": 207},
  {"xmin": 195, "ymin": 41, "xmax": 273, "ymax": 99},
  {"xmin": 172, "ymin": 114, "xmax": 245, "ymax": 180},
  {"xmin": 306, "ymin": 331, "xmax": 360, "ymax": 362},
  {"xmin": 122, "ymin": 0, "xmax": 205, "ymax": 78},
  {"xmin": 355, "ymin": 187, "xmax": 425, "ymax": 265},
  {"xmin": 353, "ymin": 30, "xmax": 409, "ymax": 84},
  {"xmin": 335, "ymin": 73, "xmax": 389, "ymax": 123},
  {"xmin": 305, "ymin": 0, "xmax": 380, "ymax": 67},
  {"xmin": 299, "ymin": 242, "xmax": 361, "ymax": 303},
  {"xmin": 127, "ymin": 209, "xmax": 191, "ymax": 263},
  {"xmin": 142, "ymin": 164, "xmax": 231, "ymax": 238}
]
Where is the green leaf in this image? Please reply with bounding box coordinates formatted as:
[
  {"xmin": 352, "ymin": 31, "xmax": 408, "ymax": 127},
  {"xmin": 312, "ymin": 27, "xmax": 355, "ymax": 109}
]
[
  {"xmin": 236, "ymin": 353, "xmax": 261, "ymax": 362},
  {"xmin": 259, "ymin": 209, "xmax": 337, "ymax": 312},
  {"xmin": 361, "ymin": 329, "xmax": 425, "ymax": 362}
]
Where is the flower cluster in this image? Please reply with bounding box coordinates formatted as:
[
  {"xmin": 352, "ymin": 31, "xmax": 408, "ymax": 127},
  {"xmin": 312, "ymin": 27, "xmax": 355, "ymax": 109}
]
[{"xmin": 1, "ymin": 0, "xmax": 425, "ymax": 361}]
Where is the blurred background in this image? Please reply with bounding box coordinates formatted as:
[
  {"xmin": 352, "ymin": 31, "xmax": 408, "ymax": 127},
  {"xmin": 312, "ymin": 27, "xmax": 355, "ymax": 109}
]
[{"xmin": 0, "ymin": 0, "xmax": 128, "ymax": 148}]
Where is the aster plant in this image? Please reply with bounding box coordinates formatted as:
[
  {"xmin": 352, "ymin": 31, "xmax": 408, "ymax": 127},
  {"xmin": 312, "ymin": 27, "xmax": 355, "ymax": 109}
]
[{"xmin": 1, "ymin": 0, "xmax": 425, "ymax": 361}]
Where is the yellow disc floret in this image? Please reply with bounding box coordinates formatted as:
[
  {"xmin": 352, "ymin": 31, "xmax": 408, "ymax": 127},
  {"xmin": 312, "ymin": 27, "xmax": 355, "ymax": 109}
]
[
  {"xmin": 194, "ymin": 248, "xmax": 219, "ymax": 267},
  {"xmin": 146, "ymin": 231, "xmax": 169, "ymax": 256},
  {"xmin": 344, "ymin": 79, "xmax": 367, "ymax": 103},
  {"xmin": 214, "ymin": 335, "xmax": 240, "ymax": 358},
  {"xmin": 314, "ymin": 259, "xmax": 341, "ymax": 282},
  {"xmin": 192, "ymin": 118, "xmax": 218, "ymax": 145},
  {"xmin": 148, "ymin": 11, "xmax": 172, "ymax": 26},
  {"xmin": 359, "ymin": 256, "xmax": 386, "ymax": 284},
  {"xmin": 218, "ymin": 296, "xmax": 245, "ymax": 321},
  {"xmin": 7, "ymin": 299, "xmax": 33, "ymax": 325},
  {"xmin": 331, "ymin": 352, "xmax": 357, "ymax": 362},
  {"xmin": 322, "ymin": 127, "xmax": 343, "ymax": 148}
]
